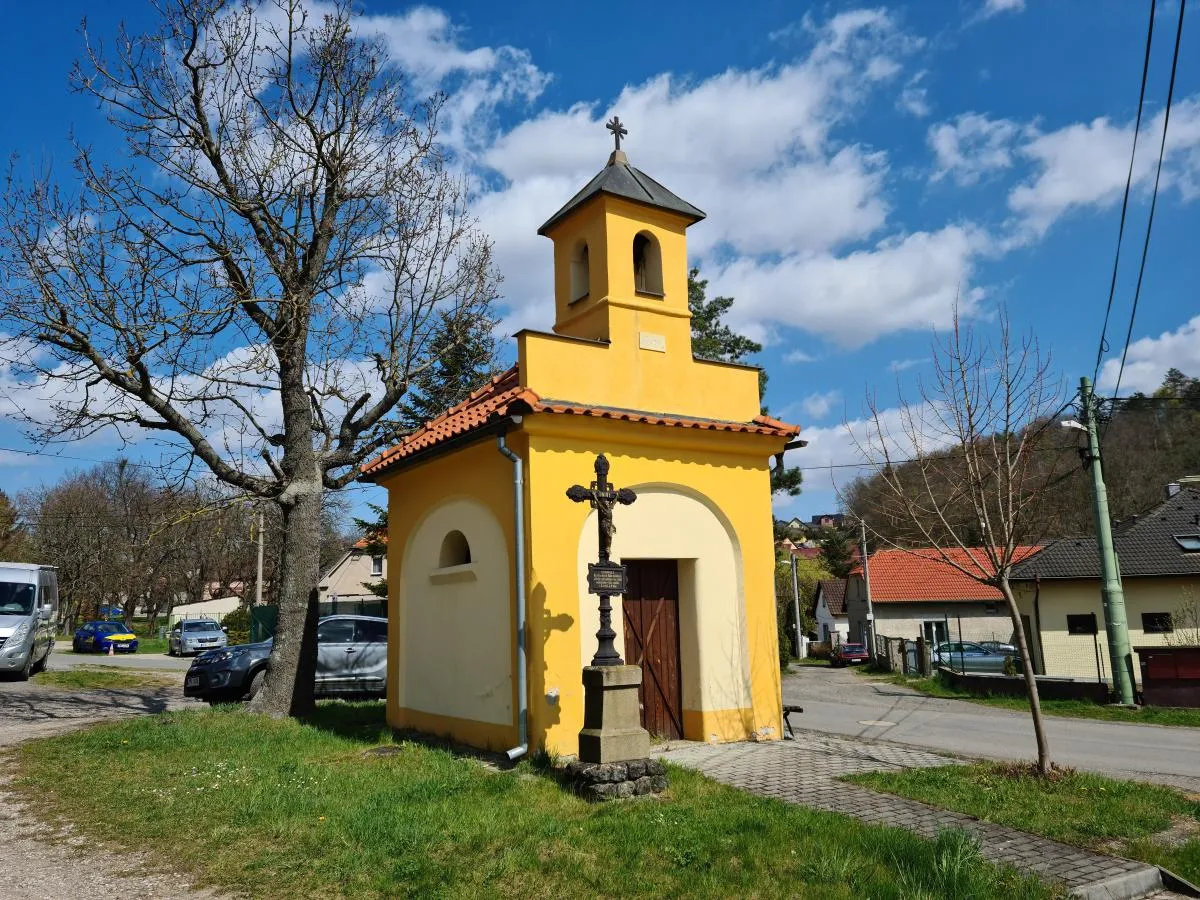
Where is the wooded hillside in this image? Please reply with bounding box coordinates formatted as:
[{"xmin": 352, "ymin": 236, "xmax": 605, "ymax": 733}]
[{"xmin": 844, "ymin": 369, "xmax": 1200, "ymax": 546}]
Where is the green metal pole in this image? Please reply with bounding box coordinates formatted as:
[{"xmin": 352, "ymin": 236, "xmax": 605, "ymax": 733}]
[{"xmin": 1080, "ymin": 377, "xmax": 1136, "ymax": 705}]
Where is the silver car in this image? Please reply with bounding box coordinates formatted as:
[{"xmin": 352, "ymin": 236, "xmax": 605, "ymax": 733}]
[
  {"xmin": 314, "ymin": 615, "xmax": 387, "ymax": 695},
  {"xmin": 184, "ymin": 614, "xmax": 387, "ymax": 702},
  {"xmin": 169, "ymin": 619, "xmax": 229, "ymax": 656},
  {"xmin": 934, "ymin": 641, "xmax": 1012, "ymax": 673},
  {"xmin": 0, "ymin": 563, "xmax": 58, "ymax": 679}
]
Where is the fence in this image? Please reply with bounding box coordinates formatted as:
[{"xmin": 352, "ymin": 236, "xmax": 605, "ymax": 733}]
[
  {"xmin": 872, "ymin": 634, "xmax": 932, "ymax": 676},
  {"xmin": 248, "ymin": 599, "xmax": 387, "ymax": 643}
]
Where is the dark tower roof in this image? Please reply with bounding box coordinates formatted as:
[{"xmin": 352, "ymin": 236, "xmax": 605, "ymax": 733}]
[{"xmin": 537, "ymin": 149, "xmax": 706, "ymax": 236}]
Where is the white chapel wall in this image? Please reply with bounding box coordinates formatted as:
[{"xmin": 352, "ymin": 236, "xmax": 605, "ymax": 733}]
[
  {"xmin": 575, "ymin": 486, "xmax": 751, "ymax": 714},
  {"xmin": 400, "ymin": 497, "xmax": 512, "ymax": 726}
]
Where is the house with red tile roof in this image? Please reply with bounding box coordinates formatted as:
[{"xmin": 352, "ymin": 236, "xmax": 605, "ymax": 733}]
[
  {"xmin": 845, "ymin": 547, "xmax": 1041, "ymax": 649},
  {"xmin": 359, "ymin": 131, "xmax": 801, "ymax": 756}
]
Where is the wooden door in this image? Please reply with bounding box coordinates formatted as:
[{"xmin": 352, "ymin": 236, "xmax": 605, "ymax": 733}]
[{"xmin": 623, "ymin": 560, "xmax": 682, "ymax": 740}]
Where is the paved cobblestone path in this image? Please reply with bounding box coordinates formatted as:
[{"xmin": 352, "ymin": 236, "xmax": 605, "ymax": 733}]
[{"xmin": 656, "ymin": 733, "xmax": 1187, "ymax": 899}]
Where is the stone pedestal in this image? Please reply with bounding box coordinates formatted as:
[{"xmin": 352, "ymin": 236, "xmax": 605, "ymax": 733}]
[
  {"xmin": 577, "ymin": 664, "xmax": 650, "ymax": 763},
  {"xmin": 562, "ymin": 757, "xmax": 668, "ymax": 801}
]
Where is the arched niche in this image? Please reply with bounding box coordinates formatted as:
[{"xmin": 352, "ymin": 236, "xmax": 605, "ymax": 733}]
[
  {"xmin": 570, "ymin": 241, "xmax": 590, "ymax": 302},
  {"xmin": 632, "ymin": 231, "xmax": 663, "ymax": 296},
  {"xmin": 400, "ymin": 498, "xmax": 511, "ymax": 726},
  {"xmin": 574, "ymin": 486, "xmax": 749, "ymax": 722}
]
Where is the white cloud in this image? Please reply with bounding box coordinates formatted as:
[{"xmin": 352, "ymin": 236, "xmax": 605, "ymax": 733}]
[
  {"xmin": 929, "ymin": 113, "xmax": 1023, "ymax": 185},
  {"xmin": 712, "ymin": 224, "xmax": 991, "ymax": 347},
  {"xmin": 472, "ymin": 10, "xmax": 989, "ymax": 348},
  {"xmin": 982, "ymin": 0, "xmax": 1025, "ymax": 16},
  {"xmin": 898, "ymin": 71, "xmax": 931, "ymax": 118},
  {"xmin": 1008, "ymin": 99, "xmax": 1200, "ymax": 235},
  {"xmin": 889, "ymin": 358, "xmax": 925, "ymax": 372},
  {"xmin": 802, "ymin": 390, "xmax": 843, "ymax": 420},
  {"xmin": 1097, "ymin": 315, "xmax": 1200, "ymax": 395},
  {"xmin": 781, "ymin": 399, "xmax": 957, "ymax": 512},
  {"xmin": 785, "ymin": 349, "xmax": 817, "ymax": 364}
]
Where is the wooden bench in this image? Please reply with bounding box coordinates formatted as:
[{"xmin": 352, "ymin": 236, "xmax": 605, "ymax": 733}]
[{"xmin": 782, "ymin": 704, "xmax": 804, "ymax": 739}]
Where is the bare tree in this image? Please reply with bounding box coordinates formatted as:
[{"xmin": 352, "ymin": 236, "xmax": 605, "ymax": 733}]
[
  {"xmin": 848, "ymin": 307, "xmax": 1069, "ymax": 775},
  {"xmin": 0, "ymin": 0, "xmax": 499, "ymax": 715},
  {"xmin": 1166, "ymin": 588, "xmax": 1200, "ymax": 647}
]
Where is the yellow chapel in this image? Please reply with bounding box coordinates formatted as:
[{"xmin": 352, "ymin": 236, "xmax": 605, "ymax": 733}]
[{"xmin": 361, "ymin": 123, "xmax": 802, "ymax": 757}]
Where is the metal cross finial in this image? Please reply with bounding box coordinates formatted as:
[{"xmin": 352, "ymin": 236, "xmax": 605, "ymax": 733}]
[{"xmin": 605, "ymin": 116, "xmax": 628, "ymax": 152}]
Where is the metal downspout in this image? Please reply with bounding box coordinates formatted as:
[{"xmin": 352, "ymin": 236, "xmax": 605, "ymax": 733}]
[{"xmin": 498, "ymin": 425, "xmax": 528, "ymax": 761}]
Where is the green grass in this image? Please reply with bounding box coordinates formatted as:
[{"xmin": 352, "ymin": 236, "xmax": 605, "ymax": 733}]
[
  {"xmin": 856, "ymin": 669, "xmax": 1200, "ymax": 728},
  {"xmin": 792, "ymin": 656, "xmax": 832, "ymax": 667},
  {"xmin": 11, "ymin": 703, "xmax": 1059, "ymax": 900},
  {"xmin": 847, "ymin": 763, "xmax": 1200, "ymax": 884},
  {"xmin": 32, "ymin": 667, "xmax": 178, "ymax": 691}
]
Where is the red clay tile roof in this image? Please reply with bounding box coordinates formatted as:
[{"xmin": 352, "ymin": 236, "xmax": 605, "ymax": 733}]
[
  {"xmin": 351, "ymin": 534, "xmax": 388, "ymax": 550},
  {"xmin": 855, "ymin": 547, "xmax": 1042, "ymax": 603},
  {"xmin": 361, "ymin": 365, "xmax": 800, "ymax": 479},
  {"xmin": 816, "ymin": 579, "xmax": 847, "ymax": 616},
  {"xmin": 788, "ymin": 546, "xmax": 823, "ymax": 560}
]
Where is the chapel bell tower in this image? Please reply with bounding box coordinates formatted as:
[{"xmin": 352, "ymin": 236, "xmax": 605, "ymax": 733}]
[{"xmin": 536, "ymin": 117, "xmax": 706, "ymax": 347}]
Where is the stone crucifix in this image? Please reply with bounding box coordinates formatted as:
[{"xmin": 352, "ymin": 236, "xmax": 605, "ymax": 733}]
[{"xmin": 567, "ymin": 453, "xmax": 637, "ymax": 666}]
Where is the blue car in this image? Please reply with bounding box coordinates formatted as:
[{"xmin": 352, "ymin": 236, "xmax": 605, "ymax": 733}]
[{"xmin": 72, "ymin": 621, "xmax": 140, "ymax": 654}]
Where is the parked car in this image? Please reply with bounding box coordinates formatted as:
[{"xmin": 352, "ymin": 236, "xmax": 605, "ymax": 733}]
[
  {"xmin": 169, "ymin": 619, "xmax": 228, "ymax": 656},
  {"xmin": 978, "ymin": 640, "xmax": 1018, "ymax": 655},
  {"xmin": 184, "ymin": 614, "xmax": 387, "ymax": 704},
  {"xmin": 831, "ymin": 642, "xmax": 870, "ymax": 667},
  {"xmin": 933, "ymin": 641, "xmax": 1012, "ymax": 673},
  {"xmin": 73, "ymin": 621, "xmax": 139, "ymax": 654},
  {"xmin": 0, "ymin": 563, "xmax": 58, "ymax": 679}
]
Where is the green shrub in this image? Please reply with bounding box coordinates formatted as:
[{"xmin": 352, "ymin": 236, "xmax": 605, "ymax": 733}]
[{"xmin": 221, "ymin": 604, "xmax": 252, "ymax": 645}]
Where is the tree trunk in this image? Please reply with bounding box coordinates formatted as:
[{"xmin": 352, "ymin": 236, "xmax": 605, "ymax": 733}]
[
  {"xmin": 999, "ymin": 575, "xmax": 1052, "ymax": 775},
  {"xmin": 249, "ymin": 487, "xmax": 323, "ymax": 718}
]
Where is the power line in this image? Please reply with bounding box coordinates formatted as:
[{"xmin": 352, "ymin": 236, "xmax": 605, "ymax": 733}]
[
  {"xmin": 1094, "ymin": 0, "xmax": 1158, "ymax": 384},
  {"xmin": 1110, "ymin": 0, "xmax": 1188, "ymax": 407}
]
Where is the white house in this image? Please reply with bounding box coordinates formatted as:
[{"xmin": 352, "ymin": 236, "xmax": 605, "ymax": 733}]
[
  {"xmin": 318, "ymin": 536, "xmax": 388, "ymax": 613},
  {"xmin": 814, "ymin": 579, "xmax": 849, "ymax": 645},
  {"xmin": 168, "ymin": 596, "xmax": 241, "ymax": 627}
]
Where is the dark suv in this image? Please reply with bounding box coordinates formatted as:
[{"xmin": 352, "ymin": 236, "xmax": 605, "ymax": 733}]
[{"xmin": 184, "ymin": 615, "xmax": 387, "ymax": 703}]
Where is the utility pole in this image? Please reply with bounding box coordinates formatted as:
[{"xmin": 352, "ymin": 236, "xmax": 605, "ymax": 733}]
[
  {"xmin": 859, "ymin": 520, "xmax": 875, "ymax": 656},
  {"xmin": 1079, "ymin": 376, "xmax": 1135, "ymax": 705},
  {"xmin": 254, "ymin": 507, "xmax": 264, "ymax": 607},
  {"xmin": 790, "ymin": 553, "xmax": 803, "ymax": 660}
]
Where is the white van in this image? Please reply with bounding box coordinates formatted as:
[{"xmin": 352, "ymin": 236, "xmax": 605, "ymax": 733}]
[{"xmin": 0, "ymin": 563, "xmax": 59, "ymax": 680}]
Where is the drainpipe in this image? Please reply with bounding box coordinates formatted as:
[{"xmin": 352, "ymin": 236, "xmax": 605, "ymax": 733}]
[{"xmin": 497, "ymin": 422, "xmax": 528, "ymax": 762}]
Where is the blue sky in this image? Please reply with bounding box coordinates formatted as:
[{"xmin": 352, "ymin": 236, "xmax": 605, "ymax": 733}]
[{"xmin": 2, "ymin": 0, "xmax": 1199, "ymax": 524}]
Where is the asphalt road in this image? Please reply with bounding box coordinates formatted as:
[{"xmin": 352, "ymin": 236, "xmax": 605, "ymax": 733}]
[
  {"xmin": 49, "ymin": 640, "xmax": 193, "ymax": 670},
  {"xmin": 784, "ymin": 664, "xmax": 1200, "ymax": 791}
]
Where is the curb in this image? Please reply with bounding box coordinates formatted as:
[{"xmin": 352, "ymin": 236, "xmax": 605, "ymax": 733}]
[
  {"xmin": 1069, "ymin": 867, "xmax": 1162, "ymax": 900},
  {"xmin": 1160, "ymin": 867, "xmax": 1200, "ymax": 897}
]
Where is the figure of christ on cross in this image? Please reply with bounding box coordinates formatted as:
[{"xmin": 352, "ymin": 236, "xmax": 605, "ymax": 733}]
[{"xmin": 567, "ymin": 454, "xmax": 637, "ymax": 666}]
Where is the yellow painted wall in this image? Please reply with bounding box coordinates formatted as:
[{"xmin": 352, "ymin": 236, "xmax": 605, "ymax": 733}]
[
  {"xmin": 524, "ymin": 415, "xmax": 784, "ymax": 755},
  {"xmin": 375, "ymin": 158, "xmax": 794, "ymax": 757},
  {"xmin": 378, "ymin": 439, "xmax": 521, "ymax": 751},
  {"xmin": 1013, "ymin": 577, "xmax": 1199, "ymax": 683},
  {"xmin": 525, "ymin": 193, "xmax": 761, "ymax": 423}
]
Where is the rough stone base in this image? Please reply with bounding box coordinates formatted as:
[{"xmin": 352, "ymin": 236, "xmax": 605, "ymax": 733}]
[{"xmin": 562, "ymin": 757, "xmax": 668, "ymax": 802}]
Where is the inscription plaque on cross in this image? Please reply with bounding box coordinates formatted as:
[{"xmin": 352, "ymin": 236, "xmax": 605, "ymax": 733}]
[{"xmin": 567, "ymin": 453, "xmax": 637, "ymax": 666}]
